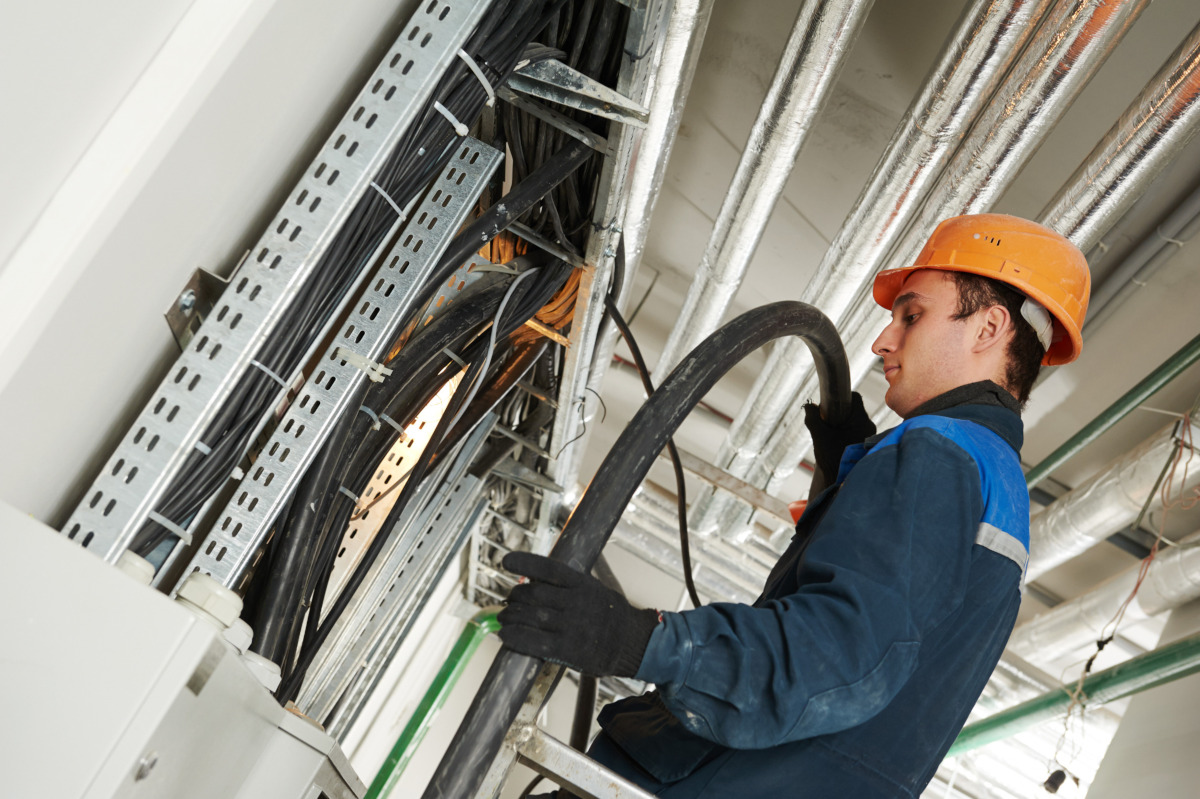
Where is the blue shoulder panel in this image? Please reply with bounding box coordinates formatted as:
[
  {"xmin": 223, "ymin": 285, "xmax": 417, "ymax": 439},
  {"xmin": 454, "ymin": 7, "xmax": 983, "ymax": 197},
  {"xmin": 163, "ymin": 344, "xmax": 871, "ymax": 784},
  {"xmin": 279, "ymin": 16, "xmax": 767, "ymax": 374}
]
[{"xmin": 837, "ymin": 415, "xmax": 1029, "ymax": 575}]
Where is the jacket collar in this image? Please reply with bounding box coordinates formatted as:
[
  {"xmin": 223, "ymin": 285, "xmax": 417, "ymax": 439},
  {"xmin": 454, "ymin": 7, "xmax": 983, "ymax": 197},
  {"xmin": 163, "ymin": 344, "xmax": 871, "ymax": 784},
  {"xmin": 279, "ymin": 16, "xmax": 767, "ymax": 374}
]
[{"xmin": 868, "ymin": 380, "xmax": 1024, "ymax": 452}]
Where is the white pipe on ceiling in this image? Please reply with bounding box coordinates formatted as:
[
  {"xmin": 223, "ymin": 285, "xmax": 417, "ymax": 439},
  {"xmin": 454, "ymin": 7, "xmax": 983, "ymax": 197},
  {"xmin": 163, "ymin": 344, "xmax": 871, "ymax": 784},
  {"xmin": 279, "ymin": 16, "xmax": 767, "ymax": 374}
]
[
  {"xmin": 648, "ymin": 0, "xmax": 876, "ymax": 386},
  {"xmin": 692, "ymin": 0, "xmax": 1152, "ymax": 537},
  {"xmin": 1028, "ymin": 420, "xmax": 1200, "ymax": 581},
  {"xmin": 688, "ymin": 0, "xmax": 1056, "ymax": 533}
]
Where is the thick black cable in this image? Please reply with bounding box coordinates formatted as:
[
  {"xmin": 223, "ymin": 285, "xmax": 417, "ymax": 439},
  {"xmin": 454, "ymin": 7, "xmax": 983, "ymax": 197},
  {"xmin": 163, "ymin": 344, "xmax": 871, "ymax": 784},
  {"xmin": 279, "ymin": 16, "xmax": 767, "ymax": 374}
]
[{"xmin": 424, "ymin": 303, "xmax": 853, "ymax": 799}]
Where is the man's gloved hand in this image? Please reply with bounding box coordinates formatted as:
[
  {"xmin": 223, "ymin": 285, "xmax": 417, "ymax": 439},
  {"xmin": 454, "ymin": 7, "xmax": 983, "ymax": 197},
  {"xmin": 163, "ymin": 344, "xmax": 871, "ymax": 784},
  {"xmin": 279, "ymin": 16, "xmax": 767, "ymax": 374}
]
[
  {"xmin": 803, "ymin": 391, "xmax": 876, "ymax": 485},
  {"xmin": 498, "ymin": 551, "xmax": 660, "ymax": 677}
]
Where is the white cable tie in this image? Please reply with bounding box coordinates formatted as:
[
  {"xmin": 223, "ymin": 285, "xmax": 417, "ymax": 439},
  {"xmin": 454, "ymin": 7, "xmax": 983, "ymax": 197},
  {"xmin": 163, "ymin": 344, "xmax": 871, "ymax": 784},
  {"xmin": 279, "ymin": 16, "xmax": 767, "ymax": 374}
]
[
  {"xmin": 337, "ymin": 347, "xmax": 393, "ymax": 383},
  {"xmin": 457, "ymin": 49, "xmax": 496, "ymax": 106},
  {"xmin": 338, "ymin": 486, "xmax": 360, "ymax": 505},
  {"xmin": 442, "ymin": 348, "xmax": 467, "ymax": 369},
  {"xmin": 370, "ymin": 181, "xmax": 406, "ymax": 217},
  {"xmin": 379, "ymin": 413, "xmax": 408, "ymax": 439},
  {"xmin": 148, "ymin": 511, "xmax": 191, "ymax": 546},
  {"xmin": 434, "ymin": 100, "xmax": 469, "ymax": 136},
  {"xmin": 250, "ymin": 359, "xmax": 289, "ymax": 389},
  {"xmin": 193, "ymin": 440, "xmax": 212, "ymax": 456},
  {"xmin": 231, "ymin": 467, "xmax": 245, "ymax": 481},
  {"xmin": 359, "ymin": 405, "xmax": 382, "ymax": 431},
  {"xmin": 1020, "ymin": 297, "xmax": 1055, "ymax": 353}
]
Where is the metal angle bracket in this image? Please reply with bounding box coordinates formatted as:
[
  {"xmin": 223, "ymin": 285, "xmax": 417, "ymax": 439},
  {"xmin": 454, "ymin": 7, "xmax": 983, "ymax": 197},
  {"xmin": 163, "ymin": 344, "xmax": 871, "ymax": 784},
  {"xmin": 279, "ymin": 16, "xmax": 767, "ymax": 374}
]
[
  {"xmin": 496, "ymin": 87, "xmax": 610, "ymax": 153},
  {"xmin": 164, "ymin": 265, "xmax": 236, "ymax": 351},
  {"xmin": 181, "ymin": 139, "xmax": 503, "ymax": 591},
  {"xmin": 508, "ymin": 59, "xmax": 649, "ymax": 127},
  {"xmin": 60, "ymin": 0, "xmax": 497, "ymax": 563}
]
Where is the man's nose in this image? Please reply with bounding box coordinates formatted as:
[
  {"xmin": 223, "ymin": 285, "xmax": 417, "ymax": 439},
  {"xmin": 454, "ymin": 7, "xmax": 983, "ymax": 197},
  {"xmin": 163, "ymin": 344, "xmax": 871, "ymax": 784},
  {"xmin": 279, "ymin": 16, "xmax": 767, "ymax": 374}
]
[{"xmin": 872, "ymin": 322, "xmax": 896, "ymax": 356}]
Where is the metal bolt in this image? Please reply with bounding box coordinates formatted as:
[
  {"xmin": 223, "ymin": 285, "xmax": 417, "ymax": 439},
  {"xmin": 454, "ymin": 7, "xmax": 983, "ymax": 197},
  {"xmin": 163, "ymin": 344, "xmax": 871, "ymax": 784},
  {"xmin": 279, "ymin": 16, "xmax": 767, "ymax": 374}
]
[
  {"xmin": 603, "ymin": 246, "xmax": 616, "ymax": 258},
  {"xmin": 134, "ymin": 752, "xmax": 158, "ymax": 781},
  {"xmin": 177, "ymin": 289, "xmax": 196, "ymax": 314}
]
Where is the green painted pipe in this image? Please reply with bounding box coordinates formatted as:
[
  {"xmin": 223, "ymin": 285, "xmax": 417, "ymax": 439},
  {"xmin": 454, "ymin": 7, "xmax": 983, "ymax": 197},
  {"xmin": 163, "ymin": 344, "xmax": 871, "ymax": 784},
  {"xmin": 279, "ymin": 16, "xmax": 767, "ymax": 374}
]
[
  {"xmin": 1026, "ymin": 331, "xmax": 1200, "ymax": 490},
  {"xmin": 949, "ymin": 630, "xmax": 1200, "ymax": 756},
  {"xmin": 366, "ymin": 610, "xmax": 501, "ymax": 799}
]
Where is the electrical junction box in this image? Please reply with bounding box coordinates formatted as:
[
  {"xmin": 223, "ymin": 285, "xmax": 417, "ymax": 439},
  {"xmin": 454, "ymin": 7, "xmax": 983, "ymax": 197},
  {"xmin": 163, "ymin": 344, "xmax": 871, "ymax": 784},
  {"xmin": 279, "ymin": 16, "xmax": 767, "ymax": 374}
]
[{"xmin": 0, "ymin": 500, "xmax": 364, "ymax": 799}]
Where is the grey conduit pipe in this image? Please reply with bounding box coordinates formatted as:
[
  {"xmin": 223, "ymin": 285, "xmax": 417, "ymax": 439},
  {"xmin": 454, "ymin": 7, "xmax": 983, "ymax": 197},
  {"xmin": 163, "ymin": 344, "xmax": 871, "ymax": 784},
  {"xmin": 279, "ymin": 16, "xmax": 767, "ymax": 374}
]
[
  {"xmin": 649, "ymin": 0, "xmax": 875, "ymax": 385},
  {"xmin": 420, "ymin": 302, "xmax": 851, "ymax": 799}
]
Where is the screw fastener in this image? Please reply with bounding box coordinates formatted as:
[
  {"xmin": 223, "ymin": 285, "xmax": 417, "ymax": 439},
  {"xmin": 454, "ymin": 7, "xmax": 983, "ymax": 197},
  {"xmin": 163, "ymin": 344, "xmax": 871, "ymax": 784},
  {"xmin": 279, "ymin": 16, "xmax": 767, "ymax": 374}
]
[
  {"xmin": 134, "ymin": 752, "xmax": 158, "ymax": 781},
  {"xmin": 178, "ymin": 290, "xmax": 197, "ymax": 314}
]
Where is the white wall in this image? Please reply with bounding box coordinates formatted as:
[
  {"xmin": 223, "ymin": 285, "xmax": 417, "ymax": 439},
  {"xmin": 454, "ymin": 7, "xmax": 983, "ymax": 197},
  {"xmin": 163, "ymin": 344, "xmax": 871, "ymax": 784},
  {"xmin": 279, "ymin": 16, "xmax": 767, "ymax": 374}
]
[{"xmin": 0, "ymin": 0, "xmax": 421, "ymax": 525}]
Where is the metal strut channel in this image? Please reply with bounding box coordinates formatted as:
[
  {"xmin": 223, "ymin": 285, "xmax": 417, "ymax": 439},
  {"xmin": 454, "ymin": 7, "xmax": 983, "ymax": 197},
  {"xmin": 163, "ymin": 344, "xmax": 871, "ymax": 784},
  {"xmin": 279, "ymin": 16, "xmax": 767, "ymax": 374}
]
[
  {"xmin": 299, "ymin": 419, "xmax": 494, "ymax": 724},
  {"xmin": 60, "ymin": 0, "xmax": 495, "ymax": 562},
  {"xmin": 321, "ymin": 489, "xmax": 489, "ymax": 739},
  {"xmin": 181, "ymin": 139, "xmax": 503, "ymax": 591}
]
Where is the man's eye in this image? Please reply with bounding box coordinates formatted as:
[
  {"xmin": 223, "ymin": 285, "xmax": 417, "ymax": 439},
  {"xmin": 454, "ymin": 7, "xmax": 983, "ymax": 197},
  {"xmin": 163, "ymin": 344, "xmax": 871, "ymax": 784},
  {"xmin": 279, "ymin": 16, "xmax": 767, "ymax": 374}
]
[{"xmin": 903, "ymin": 313, "xmax": 919, "ymax": 325}]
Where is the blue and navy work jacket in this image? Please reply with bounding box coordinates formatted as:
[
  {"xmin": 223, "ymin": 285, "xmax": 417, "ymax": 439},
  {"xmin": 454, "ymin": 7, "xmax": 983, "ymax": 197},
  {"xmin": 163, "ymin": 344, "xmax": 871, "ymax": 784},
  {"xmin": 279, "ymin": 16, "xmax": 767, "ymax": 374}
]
[{"xmin": 592, "ymin": 398, "xmax": 1028, "ymax": 798}]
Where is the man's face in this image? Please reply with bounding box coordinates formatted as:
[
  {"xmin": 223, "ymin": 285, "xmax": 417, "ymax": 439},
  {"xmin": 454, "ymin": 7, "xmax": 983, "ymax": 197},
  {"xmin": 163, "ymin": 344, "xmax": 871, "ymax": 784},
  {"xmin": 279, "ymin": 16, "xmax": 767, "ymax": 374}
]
[{"xmin": 871, "ymin": 270, "xmax": 975, "ymax": 417}]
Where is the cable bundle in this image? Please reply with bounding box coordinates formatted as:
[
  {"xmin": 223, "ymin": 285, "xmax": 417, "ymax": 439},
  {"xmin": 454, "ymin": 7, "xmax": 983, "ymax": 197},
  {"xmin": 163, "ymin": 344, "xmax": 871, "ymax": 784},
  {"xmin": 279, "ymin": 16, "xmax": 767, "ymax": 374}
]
[{"xmin": 132, "ymin": 0, "xmax": 571, "ymax": 557}]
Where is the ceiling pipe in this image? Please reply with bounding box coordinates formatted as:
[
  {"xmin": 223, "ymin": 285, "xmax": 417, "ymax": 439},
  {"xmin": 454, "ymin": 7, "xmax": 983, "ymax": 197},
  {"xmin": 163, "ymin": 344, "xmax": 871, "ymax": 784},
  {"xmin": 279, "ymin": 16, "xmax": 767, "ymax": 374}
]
[
  {"xmin": 584, "ymin": 0, "xmax": 716, "ymax": 392},
  {"xmin": 695, "ymin": 0, "xmax": 1153, "ymax": 536},
  {"xmin": 683, "ymin": 0, "xmax": 1056, "ymax": 533},
  {"xmin": 949, "ymin": 629, "xmax": 1200, "ymax": 756},
  {"xmin": 1027, "ymin": 420, "xmax": 1200, "ymax": 581},
  {"xmin": 648, "ymin": 0, "xmax": 876, "ymax": 385},
  {"xmin": 1009, "ymin": 528, "xmax": 1200, "ymax": 665},
  {"xmin": 1026, "ymin": 330, "xmax": 1200, "ymax": 490},
  {"xmin": 1084, "ymin": 181, "xmax": 1200, "ymax": 334},
  {"xmin": 1037, "ymin": 17, "xmax": 1200, "ymax": 254}
]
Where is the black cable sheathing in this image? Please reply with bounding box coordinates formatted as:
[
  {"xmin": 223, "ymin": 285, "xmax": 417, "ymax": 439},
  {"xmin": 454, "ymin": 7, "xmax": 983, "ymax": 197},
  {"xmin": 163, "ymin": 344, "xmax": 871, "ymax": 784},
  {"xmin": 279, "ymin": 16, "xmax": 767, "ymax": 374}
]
[{"xmin": 421, "ymin": 301, "xmax": 852, "ymax": 799}]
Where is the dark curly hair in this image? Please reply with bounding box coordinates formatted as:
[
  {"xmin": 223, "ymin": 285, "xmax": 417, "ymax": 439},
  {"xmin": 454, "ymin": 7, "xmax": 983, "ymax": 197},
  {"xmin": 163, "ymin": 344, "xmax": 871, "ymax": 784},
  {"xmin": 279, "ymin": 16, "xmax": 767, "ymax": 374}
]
[{"xmin": 948, "ymin": 272, "xmax": 1044, "ymax": 406}]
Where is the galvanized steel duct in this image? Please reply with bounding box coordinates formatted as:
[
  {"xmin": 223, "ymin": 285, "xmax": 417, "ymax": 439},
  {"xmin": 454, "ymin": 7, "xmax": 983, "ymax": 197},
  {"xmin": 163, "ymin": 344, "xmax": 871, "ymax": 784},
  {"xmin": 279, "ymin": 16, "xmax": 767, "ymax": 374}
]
[
  {"xmin": 759, "ymin": 6, "xmax": 1200, "ymax": 498},
  {"xmin": 1027, "ymin": 421, "xmax": 1200, "ymax": 581},
  {"xmin": 704, "ymin": 0, "xmax": 1168, "ymax": 537},
  {"xmin": 649, "ymin": 0, "xmax": 876, "ymax": 385},
  {"xmin": 586, "ymin": 0, "xmax": 716, "ymax": 393},
  {"xmin": 684, "ymin": 0, "xmax": 1057, "ymax": 534},
  {"xmin": 1039, "ymin": 17, "xmax": 1200, "ymax": 253}
]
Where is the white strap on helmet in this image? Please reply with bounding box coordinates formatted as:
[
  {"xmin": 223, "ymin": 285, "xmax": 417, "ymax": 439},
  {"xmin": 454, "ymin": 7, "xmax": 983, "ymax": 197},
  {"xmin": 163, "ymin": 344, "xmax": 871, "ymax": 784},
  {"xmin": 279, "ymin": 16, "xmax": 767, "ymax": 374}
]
[{"xmin": 1020, "ymin": 297, "xmax": 1054, "ymax": 352}]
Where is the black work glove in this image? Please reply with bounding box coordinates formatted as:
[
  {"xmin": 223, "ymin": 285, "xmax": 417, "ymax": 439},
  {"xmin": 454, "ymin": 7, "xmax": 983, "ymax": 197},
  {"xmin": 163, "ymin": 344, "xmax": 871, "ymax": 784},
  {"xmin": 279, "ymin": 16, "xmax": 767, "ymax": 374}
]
[
  {"xmin": 498, "ymin": 551, "xmax": 660, "ymax": 677},
  {"xmin": 803, "ymin": 391, "xmax": 876, "ymax": 486}
]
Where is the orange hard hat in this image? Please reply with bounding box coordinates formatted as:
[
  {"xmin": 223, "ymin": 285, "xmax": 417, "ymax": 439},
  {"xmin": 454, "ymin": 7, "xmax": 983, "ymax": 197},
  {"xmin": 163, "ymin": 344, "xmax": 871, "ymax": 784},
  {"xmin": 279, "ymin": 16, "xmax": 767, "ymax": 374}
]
[{"xmin": 873, "ymin": 214, "xmax": 1090, "ymax": 365}]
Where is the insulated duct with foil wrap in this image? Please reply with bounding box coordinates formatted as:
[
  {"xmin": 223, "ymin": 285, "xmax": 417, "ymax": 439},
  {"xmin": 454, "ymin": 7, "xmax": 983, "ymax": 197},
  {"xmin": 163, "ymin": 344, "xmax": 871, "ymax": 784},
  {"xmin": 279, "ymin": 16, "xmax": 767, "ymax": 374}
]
[{"xmin": 1027, "ymin": 420, "xmax": 1200, "ymax": 581}]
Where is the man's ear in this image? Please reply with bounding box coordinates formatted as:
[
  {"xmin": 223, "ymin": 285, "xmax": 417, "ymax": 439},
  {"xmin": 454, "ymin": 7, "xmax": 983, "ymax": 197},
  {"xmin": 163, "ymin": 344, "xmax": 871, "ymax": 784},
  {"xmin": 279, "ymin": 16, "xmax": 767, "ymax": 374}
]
[{"xmin": 972, "ymin": 305, "xmax": 1012, "ymax": 354}]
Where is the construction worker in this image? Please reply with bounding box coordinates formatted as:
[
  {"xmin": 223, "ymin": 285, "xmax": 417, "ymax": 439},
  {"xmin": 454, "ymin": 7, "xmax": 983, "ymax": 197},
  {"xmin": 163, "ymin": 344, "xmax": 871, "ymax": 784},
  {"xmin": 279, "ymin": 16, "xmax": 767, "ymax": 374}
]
[{"xmin": 499, "ymin": 214, "xmax": 1090, "ymax": 798}]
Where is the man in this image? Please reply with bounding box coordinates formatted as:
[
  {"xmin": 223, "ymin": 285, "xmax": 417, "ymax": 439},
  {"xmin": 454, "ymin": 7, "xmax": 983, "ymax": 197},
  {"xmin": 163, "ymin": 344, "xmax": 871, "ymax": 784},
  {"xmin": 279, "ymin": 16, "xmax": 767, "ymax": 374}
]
[{"xmin": 498, "ymin": 214, "xmax": 1090, "ymax": 798}]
